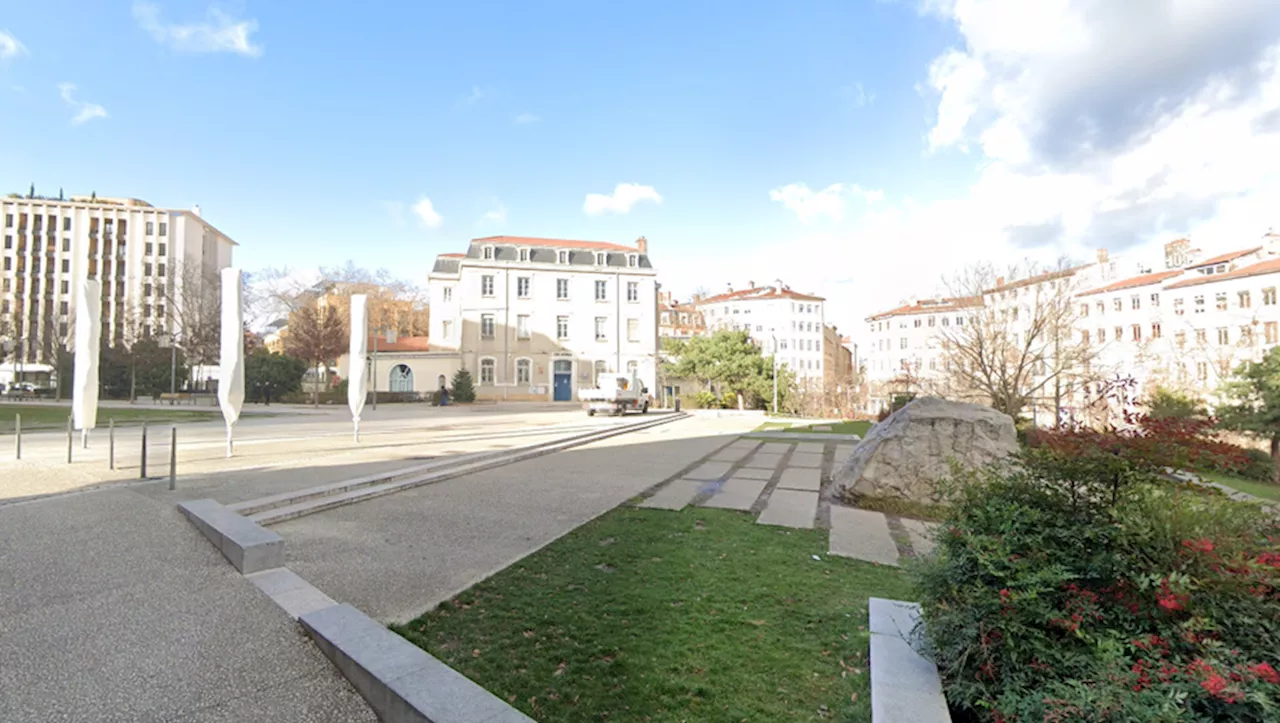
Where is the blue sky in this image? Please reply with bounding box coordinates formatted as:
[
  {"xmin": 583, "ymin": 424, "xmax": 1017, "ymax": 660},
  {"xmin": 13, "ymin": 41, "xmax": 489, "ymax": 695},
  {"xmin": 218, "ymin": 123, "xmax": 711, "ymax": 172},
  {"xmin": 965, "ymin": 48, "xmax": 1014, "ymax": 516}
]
[{"xmin": 3, "ymin": 2, "xmax": 1279, "ymax": 342}]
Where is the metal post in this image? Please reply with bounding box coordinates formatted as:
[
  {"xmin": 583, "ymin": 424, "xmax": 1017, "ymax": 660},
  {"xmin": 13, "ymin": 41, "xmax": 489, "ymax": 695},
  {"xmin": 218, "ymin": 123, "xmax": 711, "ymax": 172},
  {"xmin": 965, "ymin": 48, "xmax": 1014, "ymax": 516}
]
[
  {"xmin": 66, "ymin": 414, "xmax": 73, "ymax": 464},
  {"xmin": 170, "ymin": 343, "xmax": 177, "ymax": 405},
  {"xmin": 14, "ymin": 412, "xmax": 20, "ymax": 460},
  {"xmin": 109, "ymin": 418, "xmax": 115, "ymax": 470},
  {"xmin": 140, "ymin": 421, "xmax": 148, "ymax": 479},
  {"xmin": 371, "ymin": 330, "xmax": 378, "ymax": 411},
  {"xmin": 771, "ymin": 332, "xmax": 779, "ymax": 414},
  {"xmin": 168, "ymin": 426, "xmax": 177, "ymax": 490}
]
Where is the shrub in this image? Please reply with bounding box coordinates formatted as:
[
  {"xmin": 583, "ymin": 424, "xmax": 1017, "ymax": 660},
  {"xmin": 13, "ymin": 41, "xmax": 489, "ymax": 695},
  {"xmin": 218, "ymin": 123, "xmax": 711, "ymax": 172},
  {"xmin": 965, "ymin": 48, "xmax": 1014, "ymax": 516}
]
[
  {"xmin": 914, "ymin": 449, "xmax": 1280, "ymax": 722},
  {"xmin": 1146, "ymin": 386, "xmax": 1207, "ymax": 420},
  {"xmin": 876, "ymin": 406, "xmax": 893, "ymax": 422},
  {"xmin": 690, "ymin": 390, "xmax": 720, "ymax": 409},
  {"xmin": 1026, "ymin": 414, "xmax": 1248, "ymax": 479},
  {"xmin": 450, "ymin": 368, "xmax": 476, "ymax": 403},
  {"xmin": 1239, "ymin": 447, "xmax": 1277, "ymax": 484},
  {"xmin": 721, "ymin": 390, "xmax": 739, "ymax": 410}
]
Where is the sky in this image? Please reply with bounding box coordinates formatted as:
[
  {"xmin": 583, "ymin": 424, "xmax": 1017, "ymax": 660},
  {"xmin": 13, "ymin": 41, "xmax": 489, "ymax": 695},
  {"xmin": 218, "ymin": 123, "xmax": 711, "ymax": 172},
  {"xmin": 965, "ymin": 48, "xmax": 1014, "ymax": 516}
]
[{"xmin": 2, "ymin": 1, "xmax": 1280, "ymax": 348}]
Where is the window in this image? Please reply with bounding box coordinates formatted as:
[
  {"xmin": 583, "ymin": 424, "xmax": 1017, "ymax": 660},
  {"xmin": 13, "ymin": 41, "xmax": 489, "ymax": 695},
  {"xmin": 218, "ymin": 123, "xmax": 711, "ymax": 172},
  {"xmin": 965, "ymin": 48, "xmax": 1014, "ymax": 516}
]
[
  {"xmin": 442, "ymin": 320, "xmax": 453, "ymax": 338},
  {"xmin": 942, "ymin": 317, "xmax": 950, "ymax": 327},
  {"xmin": 1242, "ymin": 326, "xmax": 1255, "ymax": 346},
  {"xmin": 914, "ymin": 319, "xmax": 922, "ymax": 328},
  {"xmin": 1217, "ymin": 327, "xmax": 1229, "ymax": 345},
  {"xmin": 627, "ymin": 254, "xmax": 637, "ymax": 268},
  {"xmin": 158, "ymin": 223, "xmax": 166, "ymax": 236},
  {"xmin": 1151, "ymin": 293, "xmax": 1160, "ymax": 307},
  {"xmin": 928, "ymin": 316, "xmax": 936, "ymax": 327},
  {"xmin": 594, "ymin": 360, "xmax": 607, "ymax": 384},
  {"xmin": 483, "ymin": 246, "xmax": 494, "ymax": 260},
  {"xmin": 3, "ymin": 214, "xmax": 10, "ymax": 227},
  {"xmin": 144, "ymin": 283, "xmax": 152, "ymax": 297},
  {"xmin": 143, "ymin": 304, "xmax": 152, "ymax": 318},
  {"xmin": 59, "ymin": 301, "xmax": 68, "ymax": 316},
  {"xmin": 144, "ymin": 262, "xmax": 153, "ymax": 275},
  {"xmin": 900, "ymin": 338, "xmax": 907, "ymax": 349},
  {"xmin": 517, "ymin": 276, "xmax": 531, "ymax": 298},
  {"xmin": 481, "ymin": 313, "xmax": 495, "ymax": 339},
  {"xmin": 2, "ymin": 235, "xmax": 8, "ymax": 249},
  {"xmin": 1131, "ymin": 324, "xmax": 1141, "ymax": 341},
  {"xmin": 481, "ymin": 275, "xmax": 495, "ymax": 297},
  {"xmin": 480, "ymin": 358, "xmax": 495, "ymax": 385},
  {"xmin": 558, "ymin": 250, "xmax": 568, "ymax": 264},
  {"xmin": 62, "ymin": 238, "xmax": 70, "ymax": 252},
  {"xmin": 557, "ymin": 315, "xmax": 569, "ymax": 340},
  {"xmin": 519, "ymin": 248, "xmax": 530, "ymax": 262},
  {"xmin": 158, "ymin": 264, "xmax": 165, "ymax": 276},
  {"xmin": 158, "ymin": 244, "xmax": 165, "ymax": 256},
  {"xmin": 157, "ymin": 304, "xmax": 166, "ymax": 319},
  {"xmin": 626, "ymin": 360, "xmax": 638, "ymax": 377},
  {"xmin": 1174, "ymin": 298, "xmax": 1185, "ymax": 316},
  {"xmin": 1151, "ymin": 323, "xmax": 1162, "ymax": 339},
  {"xmin": 1113, "ymin": 298, "xmax": 1122, "ymax": 311},
  {"xmin": 517, "ymin": 314, "xmax": 530, "ymax": 339},
  {"xmin": 1239, "ymin": 291, "xmax": 1252, "ymax": 308},
  {"xmin": 595, "ymin": 280, "xmax": 607, "ymax": 301},
  {"xmin": 442, "ymin": 286, "xmax": 452, "ymax": 302},
  {"xmin": 1197, "ymin": 362, "xmax": 1208, "ymax": 381},
  {"xmin": 61, "ymin": 259, "xmax": 69, "ymax": 273},
  {"xmin": 1216, "ymin": 293, "xmax": 1227, "ymax": 311},
  {"xmin": 60, "ymin": 280, "xmax": 68, "ymax": 294},
  {"xmin": 1267, "ymin": 322, "xmax": 1279, "ymax": 344},
  {"xmin": 595, "ymin": 317, "xmax": 608, "ymax": 341},
  {"xmin": 63, "ymin": 217, "xmax": 70, "ymax": 231},
  {"xmin": 516, "ymin": 358, "xmax": 531, "ymax": 384},
  {"xmin": 1194, "ymin": 295, "xmax": 1205, "ymax": 313},
  {"xmin": 1114, "ymin": 326, "xmax": 1123, "ymax": 341},
  {"xmin": 627, "ymin": 318, "xmax": 639, "ymax": 342},
  {"xmin": 595, "ymin": 252, "xmax": 606, "ymax": 265},
  {"xmin": 146, "ymin": 221, "xmax": 154, "ymax": 235},
  {"xmin": 1096, "ymin": 301, "xmax": 1105, "ymax": 315},
  {"xmin": 627, "ymin": 281, "xmax": 638, "ymax": 302},
  {"xmin": 145, "ymin": 242, "xmax": 153, "ymax": 255},
  {"xmin": 1082, "ymin": 329, "xmax": 1091, "ymax": 344},
  {"xmin": 1265, "ymin": 287, "xmax": 1277, "ymax": 305},
  {"xmin": 1175, "ymin": 330, "xmax": 1186, "ymax": 348},
  {"xmin": 1131, "ymin": 295, "xmax": 1140, "ymax": 310},
  {"xmin": 1196, "ymin": 329, "xmax": 1207, "ymax": 345}
]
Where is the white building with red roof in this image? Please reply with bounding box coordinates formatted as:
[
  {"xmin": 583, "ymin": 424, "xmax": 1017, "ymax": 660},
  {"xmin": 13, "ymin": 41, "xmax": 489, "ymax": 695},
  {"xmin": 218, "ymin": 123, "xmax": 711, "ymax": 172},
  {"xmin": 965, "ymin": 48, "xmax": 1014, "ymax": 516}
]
[
  {"xmin": 427, "ymin": 235, "xmax": 658, "ymax": 402},
  {"xmin": 692, "ymin": 281, "xmax": 829, "ymax": 385}
]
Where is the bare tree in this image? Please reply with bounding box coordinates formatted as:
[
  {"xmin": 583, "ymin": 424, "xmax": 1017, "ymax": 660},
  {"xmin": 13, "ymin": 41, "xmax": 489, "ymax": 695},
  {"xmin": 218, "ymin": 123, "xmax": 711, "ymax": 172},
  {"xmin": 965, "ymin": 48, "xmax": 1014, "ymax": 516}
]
[
  {"xmin": 939, "ymin": 261, "xmax": 1099, "ymax": 420},
  {"xmin": 159, "ymin": 261, "xmax": 222, "ymax": 390},
  {"xmin": 284, "ymin": 306, "xmax": 347, "ymax": 406}
]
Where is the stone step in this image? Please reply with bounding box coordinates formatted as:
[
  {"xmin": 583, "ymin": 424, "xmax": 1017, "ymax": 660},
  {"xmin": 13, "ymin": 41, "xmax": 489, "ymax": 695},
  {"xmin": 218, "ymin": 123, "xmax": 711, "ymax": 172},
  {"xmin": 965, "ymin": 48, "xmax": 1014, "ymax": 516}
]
[{"xmin": 829, "ymin": 507, "xmax": 900, "ymax": 566}]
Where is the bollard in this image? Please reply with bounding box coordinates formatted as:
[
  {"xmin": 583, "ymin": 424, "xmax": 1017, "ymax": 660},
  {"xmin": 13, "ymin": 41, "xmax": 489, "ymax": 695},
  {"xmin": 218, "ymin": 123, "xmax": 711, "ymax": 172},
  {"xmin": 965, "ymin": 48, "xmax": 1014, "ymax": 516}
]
[
  {"xmin": 168, "ymin": 426, "xmax": 177, "ymax": 491},
  {"xmin": 140, "ymin": 422, "xmax": 148, "ymax": 479},
  {"xmin": 14, "ymin": 412, "xmax": 20, "ymax": 460},
  {"xmin": 66, "ymin": 414, "xmax": 73, "ymax": 464},
  {"xmin": 674, "ymin": 398, "xmax": 682, "ymax": 412},
  {"xmin": 109, "ymin": 418, "xmax": 115, "ymax": 471}
]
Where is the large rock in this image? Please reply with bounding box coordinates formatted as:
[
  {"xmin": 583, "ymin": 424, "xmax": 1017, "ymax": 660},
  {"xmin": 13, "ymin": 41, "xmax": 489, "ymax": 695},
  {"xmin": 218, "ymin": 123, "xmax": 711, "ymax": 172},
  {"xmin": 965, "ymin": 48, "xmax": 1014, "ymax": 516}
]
[{"xmin": 834, "ymin": 397, "xmax": 1017, "ymax": 502}]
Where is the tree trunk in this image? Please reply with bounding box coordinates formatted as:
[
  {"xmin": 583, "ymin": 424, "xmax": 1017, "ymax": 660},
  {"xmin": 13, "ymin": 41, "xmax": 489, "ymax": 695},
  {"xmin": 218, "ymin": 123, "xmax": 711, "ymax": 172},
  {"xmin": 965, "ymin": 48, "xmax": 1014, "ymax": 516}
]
[
  {"xmin": 1271, "ymin": 435, "xmax": 1279, "ymax": 485},
  {"xmin": 313, "ymin": 362, "xmax": 320, "ymax": 407}
]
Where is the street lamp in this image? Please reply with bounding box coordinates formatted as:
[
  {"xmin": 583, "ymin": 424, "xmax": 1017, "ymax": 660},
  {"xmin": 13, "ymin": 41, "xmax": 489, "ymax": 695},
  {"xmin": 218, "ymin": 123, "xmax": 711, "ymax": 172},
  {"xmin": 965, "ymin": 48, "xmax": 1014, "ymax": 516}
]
[{"xmin": 770, "ymin": 329, "xmax": 778, "ymax": 414}]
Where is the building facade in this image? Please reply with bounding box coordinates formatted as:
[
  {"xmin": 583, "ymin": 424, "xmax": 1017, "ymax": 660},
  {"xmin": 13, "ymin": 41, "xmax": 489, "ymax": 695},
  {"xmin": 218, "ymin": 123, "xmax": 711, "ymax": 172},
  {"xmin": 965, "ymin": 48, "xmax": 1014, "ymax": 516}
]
[
  {"xmin": 694, "ymin": 283, "xmax": 828, "ymax": 385},
  {"xmin": 1, "ymin": 194, "xmax": 235, "ymax": 386},
  {"xmin": 427, "ymin": 235, "xmax": 659, "ymax": 402}
]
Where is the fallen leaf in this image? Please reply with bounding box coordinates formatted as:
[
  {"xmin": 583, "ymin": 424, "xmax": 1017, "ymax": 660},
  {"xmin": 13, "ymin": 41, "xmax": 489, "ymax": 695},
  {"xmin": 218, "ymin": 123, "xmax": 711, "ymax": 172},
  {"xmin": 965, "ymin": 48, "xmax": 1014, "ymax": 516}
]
[
  {"xmin": 851, "ymin": 693, "xmax": 859, "ymax": 703},
  {"xmin": 554, "ymin": 662, "xmax": 567, "ymax": 676}
]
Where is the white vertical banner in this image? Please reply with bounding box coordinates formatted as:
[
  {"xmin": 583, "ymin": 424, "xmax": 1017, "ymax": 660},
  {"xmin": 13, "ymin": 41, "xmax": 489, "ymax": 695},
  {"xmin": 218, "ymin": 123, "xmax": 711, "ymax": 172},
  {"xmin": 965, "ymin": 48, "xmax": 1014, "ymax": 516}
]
[
  {"xmin": 72, "ymin": 280, "xmax": 102, "ymax": 447},
  {"xmin": 347, "ymin": 294, "xmax": 369, "ymax": 441},
  {"xmin": 218, "ymin": 268, "xmax": 245, "ymax": 457}
]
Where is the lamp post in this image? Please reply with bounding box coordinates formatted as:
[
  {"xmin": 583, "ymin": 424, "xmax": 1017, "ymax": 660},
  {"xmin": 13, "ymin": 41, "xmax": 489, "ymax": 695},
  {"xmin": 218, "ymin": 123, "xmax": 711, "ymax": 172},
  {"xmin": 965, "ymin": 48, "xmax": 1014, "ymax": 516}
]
[
  {"xmin": 770, "ymin": 330, "xmax": 778, "ymax": 414},
  {"xmin": 371, "ymin": 328, "xmax": 378, "ymax": 411}
]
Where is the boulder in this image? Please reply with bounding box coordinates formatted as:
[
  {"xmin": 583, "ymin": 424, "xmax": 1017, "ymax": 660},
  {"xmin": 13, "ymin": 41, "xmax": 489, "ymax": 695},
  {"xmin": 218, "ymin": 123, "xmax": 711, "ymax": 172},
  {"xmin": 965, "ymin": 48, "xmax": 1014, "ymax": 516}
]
[{"xmin": 834, "ymin": 397, "xmax": 1017, "ymax": 503}]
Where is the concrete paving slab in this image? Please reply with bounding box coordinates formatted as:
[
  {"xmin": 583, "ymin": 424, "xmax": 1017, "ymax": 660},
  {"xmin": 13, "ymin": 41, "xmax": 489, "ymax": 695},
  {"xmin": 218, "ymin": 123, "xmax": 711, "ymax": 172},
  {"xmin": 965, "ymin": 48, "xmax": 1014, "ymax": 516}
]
[
  {"xmin": 835, "ymin": 444, "xmax": 856, "ymax": 463},
  {"xmin": 795, "ymin": 443, "xmax": 826, "ymax": 455},
  {"xmin": 639, "ymin": 479, "xmax": 703, "ymax": 510},
  {"xmin": 684, "ymin": 461, "xmax": 732, "ymax": 481},
  {"xmin": 902, "ymin": 518, "xmax": 938, "ymax": 557},
  {"xmin": 869, "ymin": 600, "xmax": 950, "ymax": 723},
  {"xmin": 756, "ymin": 489, "xmax": 818, "ymax": 528},
  {"xmin": 744, "ymin": 452, "xmax": 784, "ymax": 469},
  {"xmin": 788, "ymin": 452, "xmax": 824, "ymax": 469},
  {"xmin": 776, "ymin": 468, "xmax": 821, "ymax": 491},
  {"xmin": 708, "ymin": 447, "xmax": 751, "ymax": 463},
  {"xmin": 733, "ymin": 467, "xmax": 774, "ymax": 480},
  {"xmin": 759, "ymin": 442, "xmax": 793, "ymax": 454},
  {"xmin": 698, "ymin": 478, "xmax": 769, "ymax": 511},
  {"xmin": 829, "ymin": 507, "xmax": 900, "ymax": 566}
]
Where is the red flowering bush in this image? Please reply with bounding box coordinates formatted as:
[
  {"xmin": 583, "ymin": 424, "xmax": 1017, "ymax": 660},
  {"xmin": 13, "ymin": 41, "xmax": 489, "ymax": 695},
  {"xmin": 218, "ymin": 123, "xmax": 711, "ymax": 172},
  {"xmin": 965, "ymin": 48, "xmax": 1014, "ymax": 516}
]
[{"xmin": 914, "ymin": 450, "xmax": 1280, "ymax": 722}]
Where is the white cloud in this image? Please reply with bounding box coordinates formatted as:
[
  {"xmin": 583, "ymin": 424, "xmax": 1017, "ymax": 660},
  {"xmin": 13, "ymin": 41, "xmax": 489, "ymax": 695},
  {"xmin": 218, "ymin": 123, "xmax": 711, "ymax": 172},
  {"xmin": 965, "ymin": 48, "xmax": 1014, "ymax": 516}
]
[
  {"xmin": 768, "ymin": 183, "xmax": 884, "ymax": 223},
  {"xmin": 132, "ymin": 2, "xmax": 263, "ymax": 57},
  {"xmin": 479, "ymin": 202, "xmax": 507, "ymax": 225},
  {"xmin": 514, "ymin": 112, "xmax": 540, "ymax": 124},
  {"xmin": 583, "ymin": 183, "xmax": 662, "ymax": 215},
  {"xmin": 0, "ymin": 30, "xmax": 27, "ymax": 61},
  {"xmin": 412, "ymin": 197, "xmax": 443, "ymax": 228},
  {"xmin": 57, "ymin": 83, "xmax": 108, "ymax": 125}
]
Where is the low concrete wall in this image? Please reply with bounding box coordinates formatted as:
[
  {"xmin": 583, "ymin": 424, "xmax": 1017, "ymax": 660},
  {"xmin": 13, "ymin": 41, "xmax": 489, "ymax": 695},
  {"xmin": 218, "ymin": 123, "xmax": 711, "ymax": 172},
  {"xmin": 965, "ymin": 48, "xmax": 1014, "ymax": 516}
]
[{"xmin": 178, "ymin": 499, "xmax": 284, "ymax": 574}]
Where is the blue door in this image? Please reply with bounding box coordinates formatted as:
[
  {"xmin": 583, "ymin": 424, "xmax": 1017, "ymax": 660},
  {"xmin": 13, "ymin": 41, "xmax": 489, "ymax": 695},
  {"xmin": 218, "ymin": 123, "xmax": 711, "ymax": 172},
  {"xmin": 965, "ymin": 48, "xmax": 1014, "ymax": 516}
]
[{"xmin": 553, "ymin": 360, "xmax": 572, "ymax": 401}]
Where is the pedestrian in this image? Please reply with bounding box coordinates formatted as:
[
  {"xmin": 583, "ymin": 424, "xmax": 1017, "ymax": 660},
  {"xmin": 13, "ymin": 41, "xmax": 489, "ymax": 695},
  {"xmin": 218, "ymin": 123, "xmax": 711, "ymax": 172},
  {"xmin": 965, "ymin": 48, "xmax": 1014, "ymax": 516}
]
[{"xmin": 439, "ymin": 382, "xmax": 449, "ymax": 407}]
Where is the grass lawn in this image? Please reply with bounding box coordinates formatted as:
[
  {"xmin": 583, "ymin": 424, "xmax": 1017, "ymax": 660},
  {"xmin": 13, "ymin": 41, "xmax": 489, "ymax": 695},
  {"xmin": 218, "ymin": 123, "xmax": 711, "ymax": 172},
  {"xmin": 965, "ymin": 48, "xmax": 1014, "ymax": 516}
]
[
  {"xmin": 755, "ymin": 420, "xmax": 873, "ymax": 437},
  {"xmin": 0, "ymin": 404, "xmax": 219, "ymax": 433},
  {"xmin": 393, "ymin": 507, "xmax": 912, "ymax": 723},
  {"xmin": 1199, "ymin": 471, "xmax": 1280, "ymax": 503}
]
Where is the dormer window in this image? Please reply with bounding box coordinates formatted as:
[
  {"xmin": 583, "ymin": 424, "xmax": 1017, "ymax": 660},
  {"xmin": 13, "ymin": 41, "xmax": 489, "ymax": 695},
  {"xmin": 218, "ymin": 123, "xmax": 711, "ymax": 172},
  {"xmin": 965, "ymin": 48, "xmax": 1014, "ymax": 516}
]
[
  {"xmin": 558, "ymin": 250, "xmax": 568, "ymax": 264},
  {"xmin": 627, "ymin": 254, "xmax": 637, "ymax": 268},
  {"xmin": 482, "ymin": 246, "xmax": 494, "ymax": 260},
  {"xmin": 519, "ymin": 248, "xmax": 529, "ymax": 262},
  {"xmin": 595, "ymin": 252, "xmax": 606, "ymax": 265}
]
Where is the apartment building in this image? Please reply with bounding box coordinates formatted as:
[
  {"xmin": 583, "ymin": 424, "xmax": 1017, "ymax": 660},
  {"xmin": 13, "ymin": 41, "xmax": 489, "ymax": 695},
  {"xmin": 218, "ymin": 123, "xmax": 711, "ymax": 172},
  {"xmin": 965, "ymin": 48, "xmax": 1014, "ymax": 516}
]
[
  {"xmin": 0, "ymin": 193, "xmax": 235, "ymax": 386},
  {"xmin": 694, "ymin": 282, "xmax": 828, "ymax": 385},
  {"xmin": 428, "ymin": 235, "xmax": 659, "ymax": 401},
  {"xmin": 863, "ymin": 232, "xmax": 1280, "ymax": 415},
  {"xmin": 657, "ymin": 291, "xmax": 706, "ymax": 340}
]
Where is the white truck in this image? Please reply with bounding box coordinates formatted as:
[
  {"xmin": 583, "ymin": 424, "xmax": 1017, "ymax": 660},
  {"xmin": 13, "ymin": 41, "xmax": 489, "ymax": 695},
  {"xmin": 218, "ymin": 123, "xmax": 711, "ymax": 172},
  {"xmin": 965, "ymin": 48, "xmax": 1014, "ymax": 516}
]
[{"xmin": 578, "ymin": 374, "xmax": 652, "ymax": 416}]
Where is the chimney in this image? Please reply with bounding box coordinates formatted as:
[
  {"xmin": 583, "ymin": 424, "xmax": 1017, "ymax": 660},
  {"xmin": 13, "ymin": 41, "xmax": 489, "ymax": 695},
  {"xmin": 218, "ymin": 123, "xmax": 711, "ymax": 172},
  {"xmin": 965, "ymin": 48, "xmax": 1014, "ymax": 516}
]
[
  {"xmin": 748, "ymin": 280, "xmax": 755, "ymax": 289},
  {"xmin": 1096, "ymin": 248, "xmax": 1109, "ymax": 264},
  {"xmin": 727, "ymin": 283, "xmax": 734, "ymax": 293},
  {"xmin": 1264, "ymin": 228, "xmax": 1280, "ymax": 257},
  {"xmin": 995, "ymin": 276, "xmax": 1005, "ymax": 287},
  {"xmin": 636, "ymin": 236, "xmax": 648, "ymax": 254},
  {"xmin": 191, "ymin": 204, "xmax": 202, "ymax": 218},
  {"xmin": 385, "ymin": 329, "xmax": 398, "ymax": 344}
]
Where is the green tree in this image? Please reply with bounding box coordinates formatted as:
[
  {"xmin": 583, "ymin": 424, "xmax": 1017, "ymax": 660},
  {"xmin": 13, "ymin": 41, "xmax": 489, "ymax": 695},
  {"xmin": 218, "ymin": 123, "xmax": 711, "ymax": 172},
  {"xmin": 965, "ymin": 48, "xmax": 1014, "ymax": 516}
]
[
  {"xmin": 662, "ymin": 330, "xmax": 793, "ymax": 411},
  {"xmin": 451, "ymin": 367, "xmax": 476, "ymax": 403},
  {"xmin": 1146, "ymin": 386, "xmax": 1206, "ymax": 420},
  {"xmin": 284, "ymin": 306, "xmax": 347, "ymax": 406},
  {"xmin": 245, "ymin": 349, "xmax": 306, "ymax": 404},
  {"xmin": 100, "ymin": 337, "xmax": 187, "ymax": 400},
  {"xmin": 1217, "ymin": 346, "xmax": 1280, "ymax": 483}
]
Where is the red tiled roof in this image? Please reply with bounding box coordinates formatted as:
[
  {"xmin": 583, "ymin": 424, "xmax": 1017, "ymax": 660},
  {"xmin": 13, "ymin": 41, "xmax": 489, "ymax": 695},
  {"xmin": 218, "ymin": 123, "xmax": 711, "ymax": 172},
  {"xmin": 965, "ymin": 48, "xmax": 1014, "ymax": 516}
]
[
  {"xmin": 439, "ymin": 253, "xmax": 465, "ymax": 258},
  {"xmin": 1078, "ymin": 269, "xmax": 1184, "ymax": 296},
  {"xmin": 985, "ymin": 265, "xmax": 1089, "ymax": 294},
  {"xmin": 471, "ymin": 235, "xmax": 639, "ymax": 252},
  {"xmin": 367, "ymin": 335, "xmax": 431, "ymax": 352},
  {"xmin": 868, "ymin": 296, "xmax": 982, "ymax": 321},
  {"xmin": 1165, "ymin": 257, "xmax": 1280, "ymax": 290},
  {"xmin": 695, "ymin": 286, "xmax": 825, "ymax": 305},
  {"xmin": 1186, "ymin": 246, "xmax": 1261, "ymax": 269}
]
